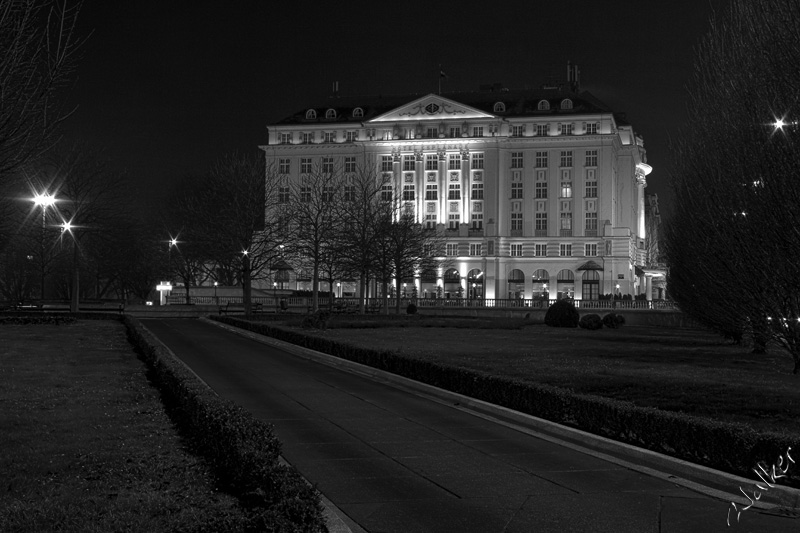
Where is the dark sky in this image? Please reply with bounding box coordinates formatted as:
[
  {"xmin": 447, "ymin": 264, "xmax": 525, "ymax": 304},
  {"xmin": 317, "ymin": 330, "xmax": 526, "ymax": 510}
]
[{"xmin": 61, "ymin": 0, "xmax": 730, "ymax": 212}]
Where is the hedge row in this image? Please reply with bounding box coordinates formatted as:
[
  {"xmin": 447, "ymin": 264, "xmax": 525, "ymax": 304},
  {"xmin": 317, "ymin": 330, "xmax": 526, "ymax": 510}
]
[
  {"xmin": 123, "ymin": 316, "xmax": 326, "ymax": 532},
  {"xmin": 213, "ymin": 315, "xmax": 798, "ymax": 485}
]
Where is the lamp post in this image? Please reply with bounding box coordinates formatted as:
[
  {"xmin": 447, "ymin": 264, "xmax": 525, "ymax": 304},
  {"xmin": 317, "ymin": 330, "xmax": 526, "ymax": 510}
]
[
  {"xmin": 32, "ymin": 192, "xmax": 56, "ymax": 300},
  {"xmin": 337, "ymin": 282, "xmax": 341, "ymax": 298},
  {"xmin": 60, "ymin": 221, "xmax": 80, "ymax": 312},
  {"xmin": 167, "ymin": 237, "xmax": 178, "ymax": 281},
  {"xmin": 214, "ymin": 281, "xmax": 218, "ymax": 305}
]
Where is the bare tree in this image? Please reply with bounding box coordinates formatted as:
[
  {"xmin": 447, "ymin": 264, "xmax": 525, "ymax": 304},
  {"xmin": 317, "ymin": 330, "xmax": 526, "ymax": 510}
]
[
  {"xmin": 664, "ymin": 0, "xmax": 800, "ymax": 372},
  {"xmin": 0, "ymin": 0, "xmax": 85, "ymax": 184}
]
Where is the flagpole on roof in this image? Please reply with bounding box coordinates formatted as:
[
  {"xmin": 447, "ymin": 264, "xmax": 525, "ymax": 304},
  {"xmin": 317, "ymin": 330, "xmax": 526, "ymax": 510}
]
[{"xmin": 438, "ymin": 64, "xmax": 448, "ymax": 95}]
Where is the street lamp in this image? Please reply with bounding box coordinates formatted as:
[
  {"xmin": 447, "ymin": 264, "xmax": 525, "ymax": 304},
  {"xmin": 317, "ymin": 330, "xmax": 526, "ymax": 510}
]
[
  {"xmin": 32, "ymin": 192, "xmax": 57, "ymax": 300},
  {"xmin": 60, "ymin": 220, "xmax": 80, "ymax": 312},
  {"xmin": 214, "ymin": 281, "xmax": 218, "ymax": 305}
]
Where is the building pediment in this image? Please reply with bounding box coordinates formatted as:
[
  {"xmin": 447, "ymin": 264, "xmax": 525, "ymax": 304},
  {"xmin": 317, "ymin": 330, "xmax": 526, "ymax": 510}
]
[{"xmin": 368, "ymin": 94, "xmax": 495, "ymax": 123}]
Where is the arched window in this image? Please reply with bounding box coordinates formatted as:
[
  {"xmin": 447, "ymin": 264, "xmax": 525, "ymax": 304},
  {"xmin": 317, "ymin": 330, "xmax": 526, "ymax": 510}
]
[
  {"xmin": 508, "ymin": 269, "xmax": 525, "ymax": 300},
  {"xmin": 532, "ymin": 269, "xmax": 549, "ymax": 300},
  {"xmin": 557, "ymin": 269, "xmax": 575, "ymax": 300},
  {"xmin": 305, "ymin": 109, "xmax": 317, "ymax": 119},
  {"xmin": 582, "ymin": 270, "xmax": 600, "ymax": 301},
  {"xmin": 325, "ymin": 108, "xmax": 336, "ymax": 119},
  {"xmin": 532, "ymin": 269, "xmax": 549, "ymax": 282},
  {"xmin": 560, "ymin": 98, "xmax": 573, "ymax": 110},
  {"xmin": 493, "ymin": 102, "xmax": 506, "ymax": 113},
  {"xmin": 352, "ymin": 107, "xmax": 364, "ymax": 118},
  {"xmin": 444, "ymin": 268, "xmax": 461, "ymax": 282},
  {"xmin": 537, "ymin": 100, "xmax": 550, "ymax": 111}
]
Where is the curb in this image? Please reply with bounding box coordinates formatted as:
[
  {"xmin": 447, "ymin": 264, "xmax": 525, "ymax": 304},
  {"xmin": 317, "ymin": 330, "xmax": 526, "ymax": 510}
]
[{"xmin": 202, "ymin": 317, "xmax": 800, "ymax": 513}]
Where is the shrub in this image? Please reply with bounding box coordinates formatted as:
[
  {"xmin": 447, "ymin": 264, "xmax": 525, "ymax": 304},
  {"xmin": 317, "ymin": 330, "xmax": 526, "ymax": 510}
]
[
  {"xmin": 603, "ymin": 313, "xmax": 625, "ymax": 329},
  {"xmin": 301, "ymin": 310, "xmax": 330, "ymax": 330},
  {"xmin": 406, "ymin": 303, "xmax": 417, "ymax": 315},
  {"xmin": 544, "ymin": 299, "xmax": 579, "ymax": 328},
  {"xmin": 579, "ymin": 313, "xmax": 603, "ymax": 330}
]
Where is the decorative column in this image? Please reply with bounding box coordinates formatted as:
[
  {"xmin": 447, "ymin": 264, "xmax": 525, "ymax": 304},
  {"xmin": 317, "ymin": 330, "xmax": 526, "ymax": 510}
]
[
  {"xmin": 438, "ymin": 149, "xmax": 447, "ymax": 225},
  {"xmin": 635, "ymin": 163, "xmax": 652, "ymax": 240},
  {"xmin": 414, "ymin": 148, "xmax": 424, "ymax": 223},
  {"xmin": 461, "ymin": 148, "xmax": 470, "ymax": 223}
]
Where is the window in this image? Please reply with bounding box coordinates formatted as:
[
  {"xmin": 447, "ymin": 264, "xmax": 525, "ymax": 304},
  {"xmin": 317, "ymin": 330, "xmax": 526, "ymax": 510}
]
[
  {"xmin": 560, "ymin": 150, "xmax": 573, "ymax": 167},
  {"xmin": 425, "ymin": 184, "xmax": 437, "ymax": 200},
  {"xmin": 426, "ymin": 127, "xmax": 438, "ymax": 138},
  {"xmin": 448, "ymin": 213, "xmax": 460, "ymax": 230},
  {"xmin": 278, "ymin": 158, "xmax": 290, "ymax": 174},
  {"xmin": 536, "ymin": 151, "xmax": 548, "ymax": 168},
  {"xmin": 511, "ymin": 212, "xmax": 523, "ymax": 231},
  {"xmin": 471, "ymin": 182, "xmax": 483, "ymax": 199},
  {"xmin": 425, "ymin": 155, "xmax": 438, "ymax": 170},
  {"xmin": 470, "ymin": 243, "xmax": 482, "ymax": 256},
  {"xmin": 536, "ymin": 124, "xmax": 549, "ymax": 136},
  {"xmin": 559, "ymin": 123, "xmax": 574, "ymax": 135},
  {"xmin": 511, "ymin": 244, "xmax": 523, "ymax": 257},
  {"xmin": 322, "ymin": 186, "xmax": 335, "ymax": 202},
  {"xmin": 560, "ymin": 98, "xmax": 573, "ymax": 110},
  {"xmin": 511, "ymin": 152, "xmax": 523, "ymax": 169},
  {"xmin": 343, "ymin": 185, "xmax": 355, "ymax": 202},
  {"xmin": 449, "ymin": 127, "xmax": 461, "ymax": 138},
  {"xmin": 279, "ymin": 132, "xmax": 292, "ymax": 144},
  {"xmin": 511, "ymin": 125, "xmax": 524, "ymax": 137},
  {"xmin": 446, "ymin": 243, "xmax": 458, "ymax": 256},
  {"xmin": 301, "ymin": 132, "xmax": 314, "ymax": 144},
  {"xmin": 493, "ymin": 102, "xmax": 505, "ymax": 112},
  {"xmin": 537, "ymin": 100, "xmax": 550, "ymax": 111},
  {"xmin": 352, "ymin": 107, "xmax": 364, "ymax": 118},
  {"xmin": 403, "ymin": 184, "xmax": 415, "ymax": 201},
  {"xmin": 381, "ymin": 182, "xmax": 392, "ymax": 202},
  {"xmin": 534, "ymin": 243, "xmax": 547, "ymax": 257},
  {"xmin": 301, "ymin": 158, "xmax": 312, "ymax": 174},
  {"xmin": 381, "ymin": 155, "xmax": 393, "ymax": 172},
  {"xmin": 325, "ymin": 108, "xmax": 336, "ymax": 119},
  {"xmin": 448, "ymin": 183, "xmax": 461, "ymax": 200},
  {"xmin": 471, "ymin": 153, "xmax": 484, "ymax": 169},
  {"xmin": 448, "ymin": 154, "xmax": 461, "ymax": 170},
  {"xmin": 471, "ymin": 213, "xmax": 483, "ymax": 229},
  {"xmin": 425, "ymin": 213, "xmax": 437, "ymax": 229},
  {"xmin": 585, "ymin": 149, "xmax": 598, "ymax": 167},
  {"xmin": 323, "ymin": 131, "xmax": 336, "ymax": 143},
  {"xmin": 345, "ymin": 130, "xmax": 358, "ymax": 142},
  {"xmin": 585, "ymin": 212, "xmax": 598, "ymax": 235},
  {"xmin": 535, "ymin": 177, "xmax": 547, "ymax": 198},
  {"xmin": 511, "ymin": 182, "xmax": 523, "ymax": 199},
  {"xmin": 305, "ymin": 109, "xmax": 316, "ymax": 119},
  {"xmin": 560, "ymin": 212, "xmax": 572, "ymax": 232},
  {"xmin": 586, "ymin": 123, "xmax": 598, "ymax": 135},
  {"xmin": 403, "ymin": 155, "xmax": 415, "ymax": 171},
  {"xmin": 300, "ymin": 182, "xmax": 311, "ymax": 203},
  {"xmin": 344, "ymin": 156, "xmax": 356, "ymax": 173},
  {"xmin": 472, "ymin": 126, "xmax": 484, "ymax": 137},
  {"xmin": 322, "ymin": 157, "xmax": 334, "ymax": 173},
  {"xmin": 535, "ymin": 213, "xmax": 547, "ymax": 234},
  {"xmin": 278, "ymin": 182, "xmax": 290, "ymax": 203},
  {"xmin": 560, "ymin": 181, "xmax": 572, "ymax": 198},
  {"xmin": 585, "ymin": 179, "xmax": 597, "ymax": 198},
  {"xmin": 560, "ymin": 244, "xmax": 572, "ymax": 257},
  {"xmin": 585, "ymin": 243, "xmax": 598, "ymax": 257}
]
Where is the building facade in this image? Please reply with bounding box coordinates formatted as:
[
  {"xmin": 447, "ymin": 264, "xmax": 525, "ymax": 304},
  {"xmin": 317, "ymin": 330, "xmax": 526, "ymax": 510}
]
[{"xmin": 260, "ymin": 86, "xmax": 652, "ymax": 302}]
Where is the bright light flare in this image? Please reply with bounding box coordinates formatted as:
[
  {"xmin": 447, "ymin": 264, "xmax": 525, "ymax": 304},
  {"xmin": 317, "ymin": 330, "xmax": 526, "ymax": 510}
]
[
  {"xmin": 32, "ymin": 192, "xmax": 57, "ymax": 207},
  {"xmin": 774, "ymin": 118, "xmax": 786, "ymax": 130}
]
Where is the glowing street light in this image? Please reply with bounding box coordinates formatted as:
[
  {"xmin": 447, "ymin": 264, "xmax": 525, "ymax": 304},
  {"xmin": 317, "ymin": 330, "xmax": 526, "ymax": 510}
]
[{"xmin": 31, "ymin": 191, "xmax": 58, "ymax": 300}]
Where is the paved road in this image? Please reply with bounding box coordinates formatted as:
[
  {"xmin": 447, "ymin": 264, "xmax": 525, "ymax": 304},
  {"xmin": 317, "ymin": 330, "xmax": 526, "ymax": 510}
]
[{"xmin": 141, "ymin": 318, "xmax": 797, "ymax": 532}]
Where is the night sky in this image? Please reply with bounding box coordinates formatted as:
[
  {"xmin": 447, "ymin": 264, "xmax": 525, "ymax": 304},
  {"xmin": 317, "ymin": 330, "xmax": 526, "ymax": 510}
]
[{"xmin": 60, "ymin": 0, "xmax": 730, "ymax": 212}]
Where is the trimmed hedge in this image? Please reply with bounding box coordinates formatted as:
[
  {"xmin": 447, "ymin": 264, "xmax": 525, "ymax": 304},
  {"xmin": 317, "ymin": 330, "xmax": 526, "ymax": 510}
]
[
  {"xmin": 213, "ymin": 315, "xmax": 798, "ymax": 486},
  {"xmin": 602, "ymin": 313, "xmax": 626, "ymax": 329},
  {"xmin": 123, "ymin": 316, "xmax": 326, "ymax": 532},
  {"xmin": 578, "ymin": 314, "xmax": 603, "ymax": 330},
  {"xmin": 544, "ymin": 299, "xmax": 579, "ymax": 327}
]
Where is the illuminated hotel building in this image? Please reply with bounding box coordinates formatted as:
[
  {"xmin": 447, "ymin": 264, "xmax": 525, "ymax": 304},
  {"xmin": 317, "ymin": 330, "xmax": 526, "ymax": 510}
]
[{"xmin": 260, "ymin": 84, "xmax": 652, "ymax": 302}]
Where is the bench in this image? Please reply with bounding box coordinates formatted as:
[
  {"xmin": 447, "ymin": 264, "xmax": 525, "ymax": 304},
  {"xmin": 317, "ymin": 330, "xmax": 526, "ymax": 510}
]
[
  {"xmin": 219, "ymin": 302, "xmax": 263, "ymax": 315},
  {"xmin": 331, "ymin": 301, "xmax": 358, "ymax": 314}
]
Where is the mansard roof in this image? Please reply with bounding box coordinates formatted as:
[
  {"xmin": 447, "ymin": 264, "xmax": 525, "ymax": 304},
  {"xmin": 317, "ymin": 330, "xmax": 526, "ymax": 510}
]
[{"xmin": 275, "ymin": 89, "xmax": 614, "ymax": 126}]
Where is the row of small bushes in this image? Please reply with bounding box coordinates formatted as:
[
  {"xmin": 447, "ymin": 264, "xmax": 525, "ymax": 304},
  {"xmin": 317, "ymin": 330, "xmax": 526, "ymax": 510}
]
[
  {"xmin": 122, "ymin": 316, "xmax": 326, "ymax": 532},
  {"xmin": 545, "ymin": 300, "xmax": 626, "ymax": 330},
  {"xmin": 285, "ymin": 310, "xmax": 530, "ymax": 330},
  {"xmin": 0, "ymin": 311, "xmax": 121, "ymax": 324},
  {"xmin": 213, "ymin": 314, "xmax": 798, "ymax": 485}
]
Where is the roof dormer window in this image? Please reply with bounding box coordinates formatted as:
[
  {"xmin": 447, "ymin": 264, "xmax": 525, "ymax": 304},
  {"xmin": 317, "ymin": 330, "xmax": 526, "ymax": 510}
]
[
  {"xmin": 537, "ymin": 100, "xmax": 550, "ymax": 111},
  {"xmin": 560, "ymin": 98, "xmax": 573, "ymax": 110},
  {"xmin": 325, "ymin": 108, "xmax": 336, "ymax": 119},
  {"xmin": 493, "ymin": 102, "xmax": 506, "ymax": 113},
  {"xmin": 353, "ymin": 107, "xmax": 364, "ymax": 118},
  {"xmin": 305, "ymin": 109, "xmax": 317, "ymax": 119}
]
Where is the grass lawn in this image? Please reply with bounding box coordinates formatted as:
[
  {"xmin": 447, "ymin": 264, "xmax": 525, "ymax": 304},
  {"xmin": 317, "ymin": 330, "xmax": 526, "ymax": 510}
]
[
  {"xmin": 0, "ymin": 320, "xmax": 252, "ymax": 532},
  {"xmin": 290, "ymin": 318, "xmax": 800, "ymax": 437}
]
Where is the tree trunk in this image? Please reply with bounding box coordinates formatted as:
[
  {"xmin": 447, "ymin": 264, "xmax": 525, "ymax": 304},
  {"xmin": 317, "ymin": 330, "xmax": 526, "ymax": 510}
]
[{"xmin": 242, "ymin": 254, "xmax": 251, "ymax": 316}]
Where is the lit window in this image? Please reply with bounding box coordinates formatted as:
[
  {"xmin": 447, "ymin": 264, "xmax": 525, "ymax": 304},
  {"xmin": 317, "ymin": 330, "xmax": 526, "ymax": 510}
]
[{"xmin": 561, "ymin": 181, "xmax": 572, "ymax": 198}]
